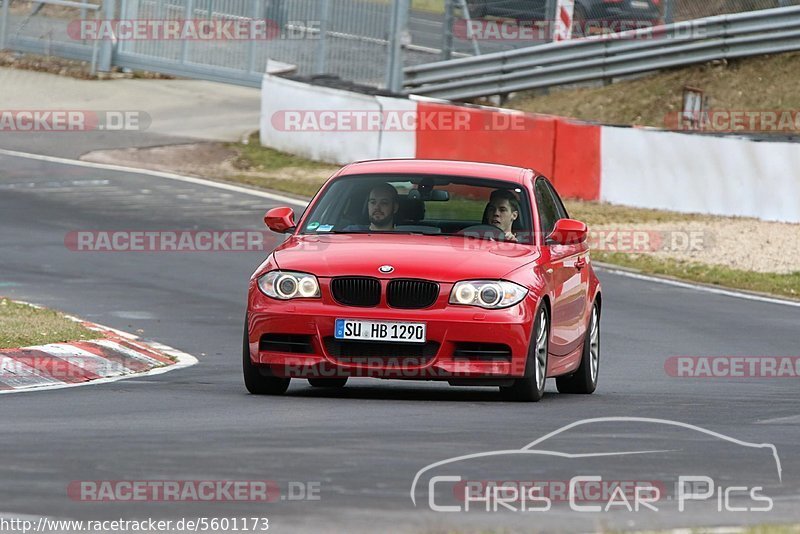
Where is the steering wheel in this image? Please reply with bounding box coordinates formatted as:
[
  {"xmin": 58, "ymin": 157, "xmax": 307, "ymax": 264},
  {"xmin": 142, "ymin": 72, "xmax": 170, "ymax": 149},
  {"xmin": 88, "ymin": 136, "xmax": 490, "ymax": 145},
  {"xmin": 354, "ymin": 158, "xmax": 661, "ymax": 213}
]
[{"xmin": 457, "ymin": 224, "xmax": 506, "ymax": 241}]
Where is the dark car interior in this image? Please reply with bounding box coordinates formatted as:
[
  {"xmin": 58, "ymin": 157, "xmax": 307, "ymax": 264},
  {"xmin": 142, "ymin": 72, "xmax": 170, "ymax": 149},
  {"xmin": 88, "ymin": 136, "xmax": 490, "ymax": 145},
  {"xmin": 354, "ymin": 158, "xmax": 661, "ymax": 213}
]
[{"xmin": 305, "ymin": 175, "xmax": 533, "ymax": 243}]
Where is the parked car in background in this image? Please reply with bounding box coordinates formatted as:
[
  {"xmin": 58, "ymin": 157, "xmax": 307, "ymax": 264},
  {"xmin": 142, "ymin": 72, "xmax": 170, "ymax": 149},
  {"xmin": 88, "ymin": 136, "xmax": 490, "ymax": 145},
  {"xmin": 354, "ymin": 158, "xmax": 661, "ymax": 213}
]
[{"xmin": 465, "ymin": 0, "xmax": 663, "ymax": 35}]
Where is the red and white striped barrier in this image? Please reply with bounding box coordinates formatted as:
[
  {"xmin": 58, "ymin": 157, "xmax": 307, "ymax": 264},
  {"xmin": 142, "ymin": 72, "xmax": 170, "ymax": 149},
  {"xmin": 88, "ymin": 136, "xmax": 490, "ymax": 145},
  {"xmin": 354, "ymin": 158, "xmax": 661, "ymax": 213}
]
[
  {"xmin": 0, "ymin": 302, "xmax": 197, "ymax": 393},
  {"xmin": 554, "ymin": 0, "xmax": 576, "ymax": 41},
  {"xmin": 260, "ymin": 75, "xmax": 800, "ymax": 223}
]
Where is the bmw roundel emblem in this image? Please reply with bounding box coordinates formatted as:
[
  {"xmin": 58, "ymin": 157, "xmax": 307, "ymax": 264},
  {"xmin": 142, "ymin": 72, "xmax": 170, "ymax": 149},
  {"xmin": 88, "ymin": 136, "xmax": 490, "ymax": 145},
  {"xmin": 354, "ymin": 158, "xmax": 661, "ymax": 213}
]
[{"xmin": 379, "ymin": 265, "xmax": 394, "ymax": 274}]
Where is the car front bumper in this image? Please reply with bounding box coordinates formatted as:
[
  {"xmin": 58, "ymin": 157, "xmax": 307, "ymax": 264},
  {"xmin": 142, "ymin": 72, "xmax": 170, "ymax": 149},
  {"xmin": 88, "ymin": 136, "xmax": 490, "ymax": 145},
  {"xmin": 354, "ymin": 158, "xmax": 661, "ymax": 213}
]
[{"xmin": 247, "ymin": 288, "xmax": 538, "ymax": 381}]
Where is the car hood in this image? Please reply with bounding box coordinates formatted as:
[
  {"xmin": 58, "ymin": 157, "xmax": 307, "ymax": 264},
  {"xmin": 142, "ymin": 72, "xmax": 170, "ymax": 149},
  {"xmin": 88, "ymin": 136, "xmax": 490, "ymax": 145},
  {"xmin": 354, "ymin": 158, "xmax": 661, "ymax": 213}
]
[{"xmin": 272, "ymin": 234, "xmax": 540, "ymax": 283}]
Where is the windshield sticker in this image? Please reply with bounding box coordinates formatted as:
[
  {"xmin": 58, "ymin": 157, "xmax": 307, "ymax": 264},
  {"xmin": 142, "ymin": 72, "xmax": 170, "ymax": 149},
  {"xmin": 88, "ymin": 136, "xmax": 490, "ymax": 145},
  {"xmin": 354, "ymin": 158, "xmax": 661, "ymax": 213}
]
[
  {"xmin": 307, "ymin": 222, "xmax": 320, "ymax": 231},
  {"xmin": 317, "ymin": 224, "xmax": 334, "ymax": 232}
]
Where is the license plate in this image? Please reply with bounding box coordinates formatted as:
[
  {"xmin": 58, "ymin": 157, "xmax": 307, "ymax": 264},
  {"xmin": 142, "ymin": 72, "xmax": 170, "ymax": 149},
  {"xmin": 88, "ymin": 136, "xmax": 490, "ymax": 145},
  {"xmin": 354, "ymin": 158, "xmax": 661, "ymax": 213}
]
[
  {"xmin": 335, "ymin": 319, "xmax": 426, "ymax": 344},
  {"xmin": 630, "ymin": 0, "xmax": 650, "ymax": 8}
]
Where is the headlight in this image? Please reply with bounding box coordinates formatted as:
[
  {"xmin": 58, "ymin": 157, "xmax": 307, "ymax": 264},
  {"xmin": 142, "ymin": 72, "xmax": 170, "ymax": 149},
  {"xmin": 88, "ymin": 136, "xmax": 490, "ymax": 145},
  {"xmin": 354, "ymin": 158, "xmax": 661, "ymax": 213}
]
[
  {"xmin": 258, "ymin": 271, "xmax": 320, "ymax": 300},
  {"xmin": 449, "ymin": 280, "xmax": 527, "ymax": 309}
]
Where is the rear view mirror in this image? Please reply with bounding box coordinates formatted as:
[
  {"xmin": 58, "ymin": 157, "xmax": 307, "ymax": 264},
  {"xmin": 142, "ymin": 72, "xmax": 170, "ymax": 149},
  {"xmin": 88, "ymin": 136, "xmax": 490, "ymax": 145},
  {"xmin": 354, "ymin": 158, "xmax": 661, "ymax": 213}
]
[
  {"xmin": 408, "ymin": 189, "xmax": 449, "ymax": 201},
  {"xmin": 264, "ymin": 207, "xmax": 296, "ymax": 233},
  {"xmin": 547, "ymin": 218, "xmax": 588, "ymax": 245}
]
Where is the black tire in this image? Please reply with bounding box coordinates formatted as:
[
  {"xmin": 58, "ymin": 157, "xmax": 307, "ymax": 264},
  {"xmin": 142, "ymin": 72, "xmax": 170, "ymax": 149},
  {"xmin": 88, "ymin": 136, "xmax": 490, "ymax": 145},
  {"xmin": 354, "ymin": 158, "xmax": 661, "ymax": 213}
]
[
  {"xmin": 308, "ymin": 377, "xmax": 348, "ymax": 388},
  {"xmin": 242, "ymin": 321, "xmax": 290, "ymax": 395},
  {"xmin": 556, "ymin": 301, "xmax": 600, "ymax": 394},
  {"xmin": 500, "ymin": 305, "xmax": 549, "ymax": 402},
  {"xmin": 465, "ymin": 0, "xmax": 486, "ymax": 18}
]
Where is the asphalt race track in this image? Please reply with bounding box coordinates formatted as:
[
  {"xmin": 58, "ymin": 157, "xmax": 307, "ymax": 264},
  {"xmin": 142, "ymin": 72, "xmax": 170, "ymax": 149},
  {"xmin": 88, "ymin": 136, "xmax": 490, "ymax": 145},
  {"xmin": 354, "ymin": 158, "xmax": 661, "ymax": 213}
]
[{"xmin": 1, "ymin": 152, "xmax": 798, "ymax": 532}]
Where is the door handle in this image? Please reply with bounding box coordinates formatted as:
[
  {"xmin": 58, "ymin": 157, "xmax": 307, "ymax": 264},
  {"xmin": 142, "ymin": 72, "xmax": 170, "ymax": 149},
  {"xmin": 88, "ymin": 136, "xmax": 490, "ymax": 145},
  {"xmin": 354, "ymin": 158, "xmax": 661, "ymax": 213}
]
[{"xmin": 575, "ymin": 257, "xmax": 587, "ymax": 270}]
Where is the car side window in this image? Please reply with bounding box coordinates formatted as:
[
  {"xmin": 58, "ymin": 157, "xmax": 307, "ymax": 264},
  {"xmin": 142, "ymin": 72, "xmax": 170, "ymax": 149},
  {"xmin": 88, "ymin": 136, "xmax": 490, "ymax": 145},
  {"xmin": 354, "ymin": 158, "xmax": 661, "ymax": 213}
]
[
  {"xmin": 544, "ymin": 180, "xmax": 569, "ymax": 220},
  {"xmin": 534, "ymin": 178, "xmax": 559, "ymax": 238}
]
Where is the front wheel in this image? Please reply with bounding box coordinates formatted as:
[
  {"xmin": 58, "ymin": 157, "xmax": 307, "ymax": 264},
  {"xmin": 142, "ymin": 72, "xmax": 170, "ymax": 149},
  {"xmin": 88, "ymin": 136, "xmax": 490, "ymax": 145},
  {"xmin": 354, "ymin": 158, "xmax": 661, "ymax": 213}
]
[
  {"xmin": 242, "ymin": 321, "xmax": 290, "ymax": 395},
  {"xmin": 556, "ymin": 302, "xmax": 600, "ymax": 394},
  {"xmin": 501, "ymin": 305, "xmax": 549, "ymax": 402}
]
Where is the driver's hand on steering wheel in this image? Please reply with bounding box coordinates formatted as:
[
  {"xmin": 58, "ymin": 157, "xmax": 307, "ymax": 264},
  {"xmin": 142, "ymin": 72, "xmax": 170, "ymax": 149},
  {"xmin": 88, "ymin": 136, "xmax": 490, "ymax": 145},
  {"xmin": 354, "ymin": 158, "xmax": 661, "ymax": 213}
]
[{"xmin": 504, "ymin": 231, "xmax": 518, "ymax": 242}]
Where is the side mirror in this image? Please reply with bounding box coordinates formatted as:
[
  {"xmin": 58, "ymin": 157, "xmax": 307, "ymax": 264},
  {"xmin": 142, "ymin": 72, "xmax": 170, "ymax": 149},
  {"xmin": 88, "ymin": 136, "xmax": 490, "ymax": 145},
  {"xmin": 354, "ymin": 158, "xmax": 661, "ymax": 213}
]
[
  {"xmin": 264, "ymin": 207, "xmax": 296, "ymax": 234},
  {"xmin": 546, "ymin": 218, "xmax": 588, "ymax": 246}
]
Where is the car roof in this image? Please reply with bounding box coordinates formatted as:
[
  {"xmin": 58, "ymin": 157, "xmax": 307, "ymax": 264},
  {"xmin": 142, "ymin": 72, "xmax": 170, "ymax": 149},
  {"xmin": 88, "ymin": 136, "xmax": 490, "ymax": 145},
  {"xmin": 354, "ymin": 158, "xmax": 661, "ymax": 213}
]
[{"xmin": 336, "ymin": 159, "xmax": 536, "ymax": 185}]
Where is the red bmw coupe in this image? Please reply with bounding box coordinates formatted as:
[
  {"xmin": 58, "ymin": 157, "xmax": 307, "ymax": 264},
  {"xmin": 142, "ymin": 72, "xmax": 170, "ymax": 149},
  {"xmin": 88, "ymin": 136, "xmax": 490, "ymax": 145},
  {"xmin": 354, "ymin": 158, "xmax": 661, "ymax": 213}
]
[{"xmin": 244, "ymin": 160, "xmax": 601, "ymax": 402}]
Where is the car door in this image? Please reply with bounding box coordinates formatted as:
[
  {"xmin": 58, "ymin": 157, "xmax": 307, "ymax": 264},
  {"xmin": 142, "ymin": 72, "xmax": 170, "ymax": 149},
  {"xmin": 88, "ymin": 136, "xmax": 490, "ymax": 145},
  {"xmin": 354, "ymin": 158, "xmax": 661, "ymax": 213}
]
[
  {"xmin": 546, "ymin": 179, "xmax": 591, "ymax": 348},
  {"xmin": 534, "ymin": 178, "xmax": 587, "ymax": 357}
]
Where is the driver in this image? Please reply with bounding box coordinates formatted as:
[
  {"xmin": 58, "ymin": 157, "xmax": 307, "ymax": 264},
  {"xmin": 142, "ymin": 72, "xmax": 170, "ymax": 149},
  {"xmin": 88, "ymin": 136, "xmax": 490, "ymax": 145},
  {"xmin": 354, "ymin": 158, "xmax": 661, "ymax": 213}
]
[
  {"xmin": 367, "ymin": 183, "xmax": 400, "ymax": 231},
  {"xmin": 483, "ymin": 189, "xmax": 520, "ymax": 242}
]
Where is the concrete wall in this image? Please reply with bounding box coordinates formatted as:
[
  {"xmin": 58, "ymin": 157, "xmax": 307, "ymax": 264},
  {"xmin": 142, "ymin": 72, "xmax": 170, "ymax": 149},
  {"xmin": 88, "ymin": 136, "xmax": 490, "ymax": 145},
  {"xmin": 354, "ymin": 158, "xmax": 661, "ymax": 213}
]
[
  {"xmin": 601, "ymin": 127, "xmax": 800, "ymax": 223},
  {"xmin": 261, "ymin": 75, "xmax": 800, "ymax": 223},
  {"xmin": 260, "ymin": 75, "xmax": 416, "ymax": 164}
]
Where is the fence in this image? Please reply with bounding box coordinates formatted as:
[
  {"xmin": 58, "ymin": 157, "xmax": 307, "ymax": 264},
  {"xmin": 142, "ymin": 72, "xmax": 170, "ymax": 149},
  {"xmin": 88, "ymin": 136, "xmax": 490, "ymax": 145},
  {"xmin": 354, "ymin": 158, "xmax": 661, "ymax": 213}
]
[
  {"xmin": 404, "ymin": 5, "xmax": 800, "ymax": 100},
  {"xmin": 0, "ymin": 0, "xmax": 422, "ymax": 89},
  {"xmin": 1, "ymin": 0, "xmax": 798, "ymax": 90}
]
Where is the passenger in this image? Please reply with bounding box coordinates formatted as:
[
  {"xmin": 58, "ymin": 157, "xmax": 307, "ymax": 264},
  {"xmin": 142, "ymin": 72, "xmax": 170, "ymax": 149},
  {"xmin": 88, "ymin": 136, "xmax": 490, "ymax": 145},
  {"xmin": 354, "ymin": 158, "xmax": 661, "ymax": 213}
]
[{"xmin": 483, "ymin": 189, "xmax": 520, "ymax": 242}]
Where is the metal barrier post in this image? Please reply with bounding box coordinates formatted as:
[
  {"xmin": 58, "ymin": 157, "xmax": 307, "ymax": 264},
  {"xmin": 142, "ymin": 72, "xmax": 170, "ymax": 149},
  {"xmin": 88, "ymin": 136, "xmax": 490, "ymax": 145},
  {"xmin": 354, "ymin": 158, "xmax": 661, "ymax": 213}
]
[
  {"xmin": 457, "ymin": 0, "xmax": 481, "ymax": 56},
  {"xmin": 0, "ymin": 0, "xmax": 10, "ymax": 50},
  {"xmin": 385, "ymin": 0, "xmax": 410, "ymax": 93},
  {"xmin": 97, "ymin": 0, "xmax": 116, "ymax": 71},
  {"xmin": 180, "ymin": 0, "xmax": 194, "ymax": 64},
  {"xmin": 441, "ymin": 0, "xmax": 454, "ymax": 60},
  {"xmin": 314, "ymin": 0, "xmax": 331, "ymax": 75},
  {"xmin": 664, "ymin": 0, "xmax": 674, "ymax": 24},
  {"xmin": 247, "ymin": 0, "xmax": 261, "ymax": 74},
  {"xmin": 546, "ymin": 0, "xmax": 557, "ymax": 41}
]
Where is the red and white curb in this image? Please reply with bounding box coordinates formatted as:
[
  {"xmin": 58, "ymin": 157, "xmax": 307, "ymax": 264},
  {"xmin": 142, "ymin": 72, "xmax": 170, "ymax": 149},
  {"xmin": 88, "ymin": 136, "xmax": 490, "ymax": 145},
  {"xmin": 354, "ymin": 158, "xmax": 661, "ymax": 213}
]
[{"xmin": 0, "ymin": 300, "xmax": 198, "ymax": 394}]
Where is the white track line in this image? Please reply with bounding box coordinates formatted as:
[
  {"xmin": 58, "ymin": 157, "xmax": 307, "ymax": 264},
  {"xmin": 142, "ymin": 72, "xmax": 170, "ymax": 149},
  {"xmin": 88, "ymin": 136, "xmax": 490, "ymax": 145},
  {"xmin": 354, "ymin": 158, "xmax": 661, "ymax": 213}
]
[
  {"xmin": 597, "ymin": 265, "xmax": 800, "ymax": 308},
  {"xmin": 0, "ymin": 147, "xmax": 308, "ymax": 207},
  {"xmin": 2, "ymin": 147, "xmax": 798, "ymax": 309}
]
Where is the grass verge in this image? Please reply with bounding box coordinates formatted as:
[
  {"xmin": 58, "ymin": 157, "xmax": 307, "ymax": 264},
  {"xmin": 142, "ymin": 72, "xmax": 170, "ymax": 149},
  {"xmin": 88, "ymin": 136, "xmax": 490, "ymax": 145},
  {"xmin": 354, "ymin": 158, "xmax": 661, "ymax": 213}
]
[
  {"xmin": 0, "ymin": 298, "xmax": 103, "ymax": 350},
  {"xmin": 225, "ymin": 135, "xmax": 337, "ymax": 198},
  {"xmin": 231, "ymin": 134, "xmax": 337, "ymax": 171},
  {"xmin": 0, "ymin": 52, "xmax": 173, "ymax": 80},
  {"xmin": 744, "ymin": 525, "xmax": 800, "ymax": 534},
  {"xmin": 594, "ymin": 252, "xmax": 800, "ymax": 300},
  {"xmin": 507, "ymin": 52, "xmax": 800, "ymax": 132}
]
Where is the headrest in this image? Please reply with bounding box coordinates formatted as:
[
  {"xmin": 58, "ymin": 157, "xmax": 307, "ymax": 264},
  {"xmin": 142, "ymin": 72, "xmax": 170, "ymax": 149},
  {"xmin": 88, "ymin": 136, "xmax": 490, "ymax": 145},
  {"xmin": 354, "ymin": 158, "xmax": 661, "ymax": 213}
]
[{"xmin": 398, "ymin": 196, "xmax": 425, "ymax": 223}]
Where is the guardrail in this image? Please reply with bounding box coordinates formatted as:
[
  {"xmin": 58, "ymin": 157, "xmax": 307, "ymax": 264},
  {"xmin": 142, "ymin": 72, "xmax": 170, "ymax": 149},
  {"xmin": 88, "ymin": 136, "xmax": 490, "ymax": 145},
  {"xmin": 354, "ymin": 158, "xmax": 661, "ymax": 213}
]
[{"xmin": 403, "ymin": 6, "xmax": 800, "ymax": 100}]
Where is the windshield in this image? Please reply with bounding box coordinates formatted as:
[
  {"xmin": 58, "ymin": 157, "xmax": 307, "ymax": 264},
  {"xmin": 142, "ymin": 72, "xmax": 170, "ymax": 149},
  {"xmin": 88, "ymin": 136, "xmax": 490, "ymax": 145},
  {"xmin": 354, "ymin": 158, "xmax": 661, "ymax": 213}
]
[{"xmin": 298, "ymin": 174, "xmax": 533, "ymax": 244}]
